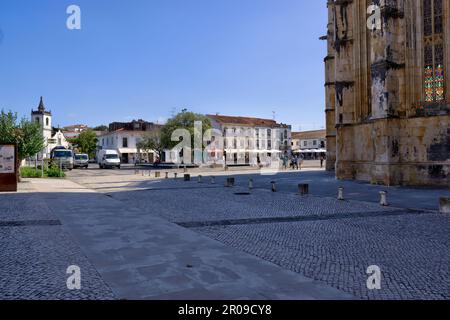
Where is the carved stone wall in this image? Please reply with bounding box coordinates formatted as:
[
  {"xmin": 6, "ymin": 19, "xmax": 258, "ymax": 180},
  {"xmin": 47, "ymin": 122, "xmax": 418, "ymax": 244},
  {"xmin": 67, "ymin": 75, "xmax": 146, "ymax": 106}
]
[{"xmin": 324, "ymin": 0, "xmax": 450, "ymax": 186}]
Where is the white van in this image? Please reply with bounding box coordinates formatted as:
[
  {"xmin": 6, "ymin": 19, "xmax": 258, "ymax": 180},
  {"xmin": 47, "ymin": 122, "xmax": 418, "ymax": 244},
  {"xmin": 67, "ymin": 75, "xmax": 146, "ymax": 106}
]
[{"xmin": 97, "ymin": 149, "xmax": 121, "ymax": 169}]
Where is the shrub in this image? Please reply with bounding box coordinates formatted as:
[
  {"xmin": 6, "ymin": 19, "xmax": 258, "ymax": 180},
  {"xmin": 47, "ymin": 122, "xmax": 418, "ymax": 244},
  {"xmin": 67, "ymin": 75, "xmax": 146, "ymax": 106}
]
[
  {"xmin": 46, "ymin": 165, "xmax": 66, "ymax": 178},
  {"xmin": 20, "ymin": 167, "xmax": 43, "ymax": 178}
]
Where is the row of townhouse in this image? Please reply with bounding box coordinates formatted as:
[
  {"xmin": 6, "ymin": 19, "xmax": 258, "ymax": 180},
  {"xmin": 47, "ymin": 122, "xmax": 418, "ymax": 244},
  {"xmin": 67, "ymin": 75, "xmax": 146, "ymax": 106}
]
[{"xmin": 96, "ymin": 115, "xmax": 292, "ymax": 166}]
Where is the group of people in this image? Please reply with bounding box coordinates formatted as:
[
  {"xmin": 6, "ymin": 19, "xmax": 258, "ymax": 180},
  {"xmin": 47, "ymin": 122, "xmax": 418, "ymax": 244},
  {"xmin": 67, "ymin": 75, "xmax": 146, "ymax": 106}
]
[
  {"xmin": 281, "ymin": 153, "xmax": 325, "ymax": 170},
  {"xmin": 281, "ymin": 153, "xmax": 303, "ymax": 170}
]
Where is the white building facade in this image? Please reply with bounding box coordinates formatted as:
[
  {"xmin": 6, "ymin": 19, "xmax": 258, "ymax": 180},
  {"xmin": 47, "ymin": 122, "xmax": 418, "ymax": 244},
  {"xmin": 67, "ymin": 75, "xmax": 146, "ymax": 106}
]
[
  {"xmin": 97, "ymin": 120, "xmax": 162, "ymax": 164},
  {"xmin": 207, "ymin": 115, "xmax": 292, "ymax": 166}
]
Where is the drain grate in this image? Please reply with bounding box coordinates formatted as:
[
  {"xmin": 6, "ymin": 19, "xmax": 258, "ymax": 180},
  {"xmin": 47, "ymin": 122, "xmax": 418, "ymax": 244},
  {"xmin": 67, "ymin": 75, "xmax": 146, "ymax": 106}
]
[{"xmin": 0, "ymin": 220, "xmax": 62, "ymax": 227}]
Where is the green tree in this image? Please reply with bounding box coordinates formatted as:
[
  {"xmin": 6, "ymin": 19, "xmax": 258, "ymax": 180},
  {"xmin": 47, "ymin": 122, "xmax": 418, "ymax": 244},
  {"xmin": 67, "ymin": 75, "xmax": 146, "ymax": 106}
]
[
  {"xmin": 136, "ymin": 130, "xmax": 164, "ymax": 163},
  {"xmin": 0, "ymin": 110, "xmax": 45, "ymax": 181},
  {"xmin": 92, "ymin": 125, "xmax": 108, "ymax": 132},
  {"xmin": 69, "ymin": 129, "xmax": 98, "ymax": 158},
  {"xmin": 161, "ymin": 111, "xmax": 212, "ymax": 150}
]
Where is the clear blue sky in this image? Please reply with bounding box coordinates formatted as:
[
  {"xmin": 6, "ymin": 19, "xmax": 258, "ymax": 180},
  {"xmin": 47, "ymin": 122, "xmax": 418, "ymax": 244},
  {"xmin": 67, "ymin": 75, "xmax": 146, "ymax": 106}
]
[{"xmin": 0, "ymin": 0, "xmax": 327, "ymax": 131}]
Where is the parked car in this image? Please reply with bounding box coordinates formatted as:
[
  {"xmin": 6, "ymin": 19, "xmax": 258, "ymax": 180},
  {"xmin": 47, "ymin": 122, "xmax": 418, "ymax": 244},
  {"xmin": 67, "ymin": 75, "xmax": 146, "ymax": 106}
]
[
  {"xmin": 51, "ymin": 148, "xmax": 74, "ymax": 170},
  {"xmin": 97, "ymin": 149, "xmax": 121, "ymax": 169},
  {"xmin": 73, "ymin": 153, "xmax": 89, "ymax": 169}
]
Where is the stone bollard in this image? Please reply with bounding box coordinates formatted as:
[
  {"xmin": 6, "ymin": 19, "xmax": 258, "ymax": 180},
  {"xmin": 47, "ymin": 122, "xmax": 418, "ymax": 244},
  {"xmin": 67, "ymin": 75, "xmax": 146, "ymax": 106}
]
[
  {"xmin": 165, "ymin": 172, "xmax": 169, "ymax": 179},
  {"xmin": 155, "ymin": 171, "xmax": 161, "ymax": 178},
  {"xmin": 338, "ymin": 187, "xmax": 344, "ymax": 200},
  {"xmin": 226, "ymin": 177, "xmax": 235, "ymax": 187},
  {"xmin": 439, "ymin": 197, "xmax": 450, "ymax": 214},
  {"xmin": 210, "ymin": 176, "xmax": 216, "ymax": 184},
  {"xmin": 198, "ymin": 175, "xmax": 202, "ymax": 183},
  {"xmin": 271, "ymin": 181, "xmax": 276, "ymax": 192},
  {"xmin": 174, "ymin": 173, "xmax": 178, "ymax": 179},
  {"xmin": 298, "ymin": 183, "xmax": 309, "ymax": 196},
  {"xmin": 184, "ymin": 174, "xmax": 191, "ymax": 181},
  {"xmin": 248, "ymin": 178, "xmax": 254, "ymax": 190},
  {"xmin": 379, "ymin": 191, "xmax": 388, "ymax": 206}
]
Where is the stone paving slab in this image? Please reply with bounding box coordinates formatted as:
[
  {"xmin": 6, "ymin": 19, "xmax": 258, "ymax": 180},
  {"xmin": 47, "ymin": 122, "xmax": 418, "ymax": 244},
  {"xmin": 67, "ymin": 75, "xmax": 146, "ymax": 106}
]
[{"xmin": 28, "ymin": 178, "xmax": 353, "ymax": 300}]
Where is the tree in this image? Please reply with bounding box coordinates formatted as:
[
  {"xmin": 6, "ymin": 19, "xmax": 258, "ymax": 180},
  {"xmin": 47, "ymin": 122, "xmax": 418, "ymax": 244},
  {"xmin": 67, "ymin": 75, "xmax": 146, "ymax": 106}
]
[
  {"xmin": 93, "ymin": 125, "xmax": 108, "ymax": 132},
  {"xmin": 69, "ymin": 129, "xmax": 98, "ymax": 158},
  {"xmin": 161, "ymin": 111, "xmax": 212, "ymax": 150},
  {"xmin": 0, "ymin": 110, "xmax": 45, "ymax": 181},
  {"xmin": 136, "ymin": 130, "xmax": 164, "ymax": 163}
]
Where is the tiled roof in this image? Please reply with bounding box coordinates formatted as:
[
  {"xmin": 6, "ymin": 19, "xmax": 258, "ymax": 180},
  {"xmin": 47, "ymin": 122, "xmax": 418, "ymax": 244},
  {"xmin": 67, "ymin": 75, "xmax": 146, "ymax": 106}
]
[
  {"xmin": 207, "ymin": 115, "xmax": 288, "ymax": 127},
  {"xmin": 292, "ymin": 130, "xmax": 326, "ymax": 140}
]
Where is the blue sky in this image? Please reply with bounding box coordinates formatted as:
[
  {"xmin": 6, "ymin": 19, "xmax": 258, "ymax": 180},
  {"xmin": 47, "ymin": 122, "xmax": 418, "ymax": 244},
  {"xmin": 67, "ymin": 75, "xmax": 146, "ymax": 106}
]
[{"xmin": 0, "ymin": 0, "xmax": 327, "ymax": 131}]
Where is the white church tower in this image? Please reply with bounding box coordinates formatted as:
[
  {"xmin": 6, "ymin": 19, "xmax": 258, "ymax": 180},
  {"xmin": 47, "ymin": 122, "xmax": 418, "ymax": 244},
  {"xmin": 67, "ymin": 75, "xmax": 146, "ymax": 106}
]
[{"xmin": 31, "ymin": 97, "xmax": 53, "ymax": 159}]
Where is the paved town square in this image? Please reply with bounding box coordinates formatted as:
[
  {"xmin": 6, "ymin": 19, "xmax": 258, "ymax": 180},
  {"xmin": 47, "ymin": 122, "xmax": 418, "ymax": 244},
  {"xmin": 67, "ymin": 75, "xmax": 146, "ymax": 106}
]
[{"xmin": 1, "ymin": 167, "xmax": 449, "ymax": 300}]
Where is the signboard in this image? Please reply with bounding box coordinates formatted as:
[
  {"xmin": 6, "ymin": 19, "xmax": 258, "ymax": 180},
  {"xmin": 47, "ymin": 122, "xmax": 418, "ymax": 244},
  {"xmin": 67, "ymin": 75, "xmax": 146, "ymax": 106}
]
[
  {"xmin": 0, "ymin": 144, "xmax": 18, "ymax": 192},
  {"xmin": 0, "ymin": 145, "xmax": 15, "ymax": 173}
]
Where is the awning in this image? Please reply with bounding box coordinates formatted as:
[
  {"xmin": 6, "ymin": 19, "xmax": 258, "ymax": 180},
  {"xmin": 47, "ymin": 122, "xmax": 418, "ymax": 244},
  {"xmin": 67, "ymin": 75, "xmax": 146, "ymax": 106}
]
[
  {"xmin": 294, "ymin": 149, "xmax": 326, "ymax": 153},
  {"xmin": 118, "ymin": 148, "xmax": 139, "ymax": 154}
]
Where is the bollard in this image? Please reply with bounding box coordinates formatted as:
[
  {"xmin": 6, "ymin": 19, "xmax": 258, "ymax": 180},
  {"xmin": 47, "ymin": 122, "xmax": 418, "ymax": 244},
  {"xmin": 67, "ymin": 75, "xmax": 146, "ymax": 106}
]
[
  {"xmin": 155, "ymin": 171, "xmax": 161, "ymax": 178},
  {"xmin": 338, "ymin": 187, "xmax": 344, "ymax": 200},
  {"xmin": 298, "ymin": 183, "xmax": 309, "ymax": 196},
  {"xmin": 439, "ymin": 197, "xmax": 450, "ymax": 214},
  {"xmin": 184, "ymin": 174, "xmax": 191, "ymax": 181},
  {"xmin": 248, "ymin": 178, "xmax": 253, "ymax": 190},
  {"xmin": 198, "ymin": 175, "xmax": 202, "ymax": 183},
  {"xmin": 165, "ymin": 172, "xmax": 169, "ymax": 179},
  {"xmin": 271, "ymin": 181, "xmax": 276, "ymax": 192},
  {"xmin": 379, "ymin": 191, "xmax": 388, "ymax": 206},
  {"xmin": 226, "ymin": 177, "xmax": 235, "ymax": 187},
  {"xmin": 183, "ymin": 166, "xmax": 187, "ymax": 173},
  {"xmin": 174, "ymin": 172, "xmax": 178, "ymax": 179},
  {"xmin": 210, "ymin": 176, "xmax": 216, "ymax": 184}
]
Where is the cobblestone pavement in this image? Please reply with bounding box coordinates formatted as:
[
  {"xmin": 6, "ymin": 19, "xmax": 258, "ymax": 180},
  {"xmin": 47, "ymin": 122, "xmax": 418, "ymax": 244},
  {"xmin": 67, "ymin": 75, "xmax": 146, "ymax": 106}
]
[
  {"xmin": 0, "ymin": 191, "xmax": 115, "ymax": 300},
  {"xmin": 102, "ymin": 180, "xmax": 450, "ymax": 300},
  {"xmin": 195, "ymin": 215, "xmax": 450, "ymax": 300}
]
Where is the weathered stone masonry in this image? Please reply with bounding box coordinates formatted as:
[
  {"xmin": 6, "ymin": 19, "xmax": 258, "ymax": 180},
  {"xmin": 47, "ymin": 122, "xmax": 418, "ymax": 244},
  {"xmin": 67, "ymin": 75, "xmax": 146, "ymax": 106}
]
[{"xmin": 324, "ymin": 0, "xmax": 450, "ymax": 186}]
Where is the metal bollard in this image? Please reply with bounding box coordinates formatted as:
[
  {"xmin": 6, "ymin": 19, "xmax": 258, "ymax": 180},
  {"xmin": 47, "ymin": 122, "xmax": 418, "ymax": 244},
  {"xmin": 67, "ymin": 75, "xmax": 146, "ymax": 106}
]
[
  {"xmin": 210, "ymin": 176, "xmax": 216, "ymax": 184},
  {"xmin": 298, "ymin": 183, "xmax": 309, "ymax": 196},
  {"xmin": 439, "ymin": 197, "xmax": 450, "ymax": 214},
  {"xmin": 338, "ymin": 187, "xmax": 344, "ymax": 200},
  {"xmin": 248, "ymin": 178, "xmax": 253, "ymax": 190},
  {"xmin": 379, "ymin": 191, "xmax": 388, "ymax": 206},
  {"xmin": 198, "ymin": 175, "xmax": 202, "ymax": 183},
  {"xmin": 271, "ymin": 181, "xmax": 276, "ymax": 192},
  {"xmin": 226, "ymin": 177, "xmax": 235, "ymax": 187},
  {"xmin": 174, "ymin": 172, "xmax": 178, "ymax": 179}
]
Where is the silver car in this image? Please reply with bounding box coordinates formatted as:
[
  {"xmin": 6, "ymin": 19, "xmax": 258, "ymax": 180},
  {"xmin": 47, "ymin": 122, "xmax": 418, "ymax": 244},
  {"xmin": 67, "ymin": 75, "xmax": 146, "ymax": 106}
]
[{"xmin": 74, "ymin": 153, "xmax": 89, "ymax": 169}]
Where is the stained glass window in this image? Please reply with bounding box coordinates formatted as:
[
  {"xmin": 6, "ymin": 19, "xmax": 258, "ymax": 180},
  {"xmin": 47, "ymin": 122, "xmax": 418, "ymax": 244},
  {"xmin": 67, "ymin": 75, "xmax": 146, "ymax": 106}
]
[{"xmin": 423, "ymin": 0, "xmax": 446, "ymax": 102}]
